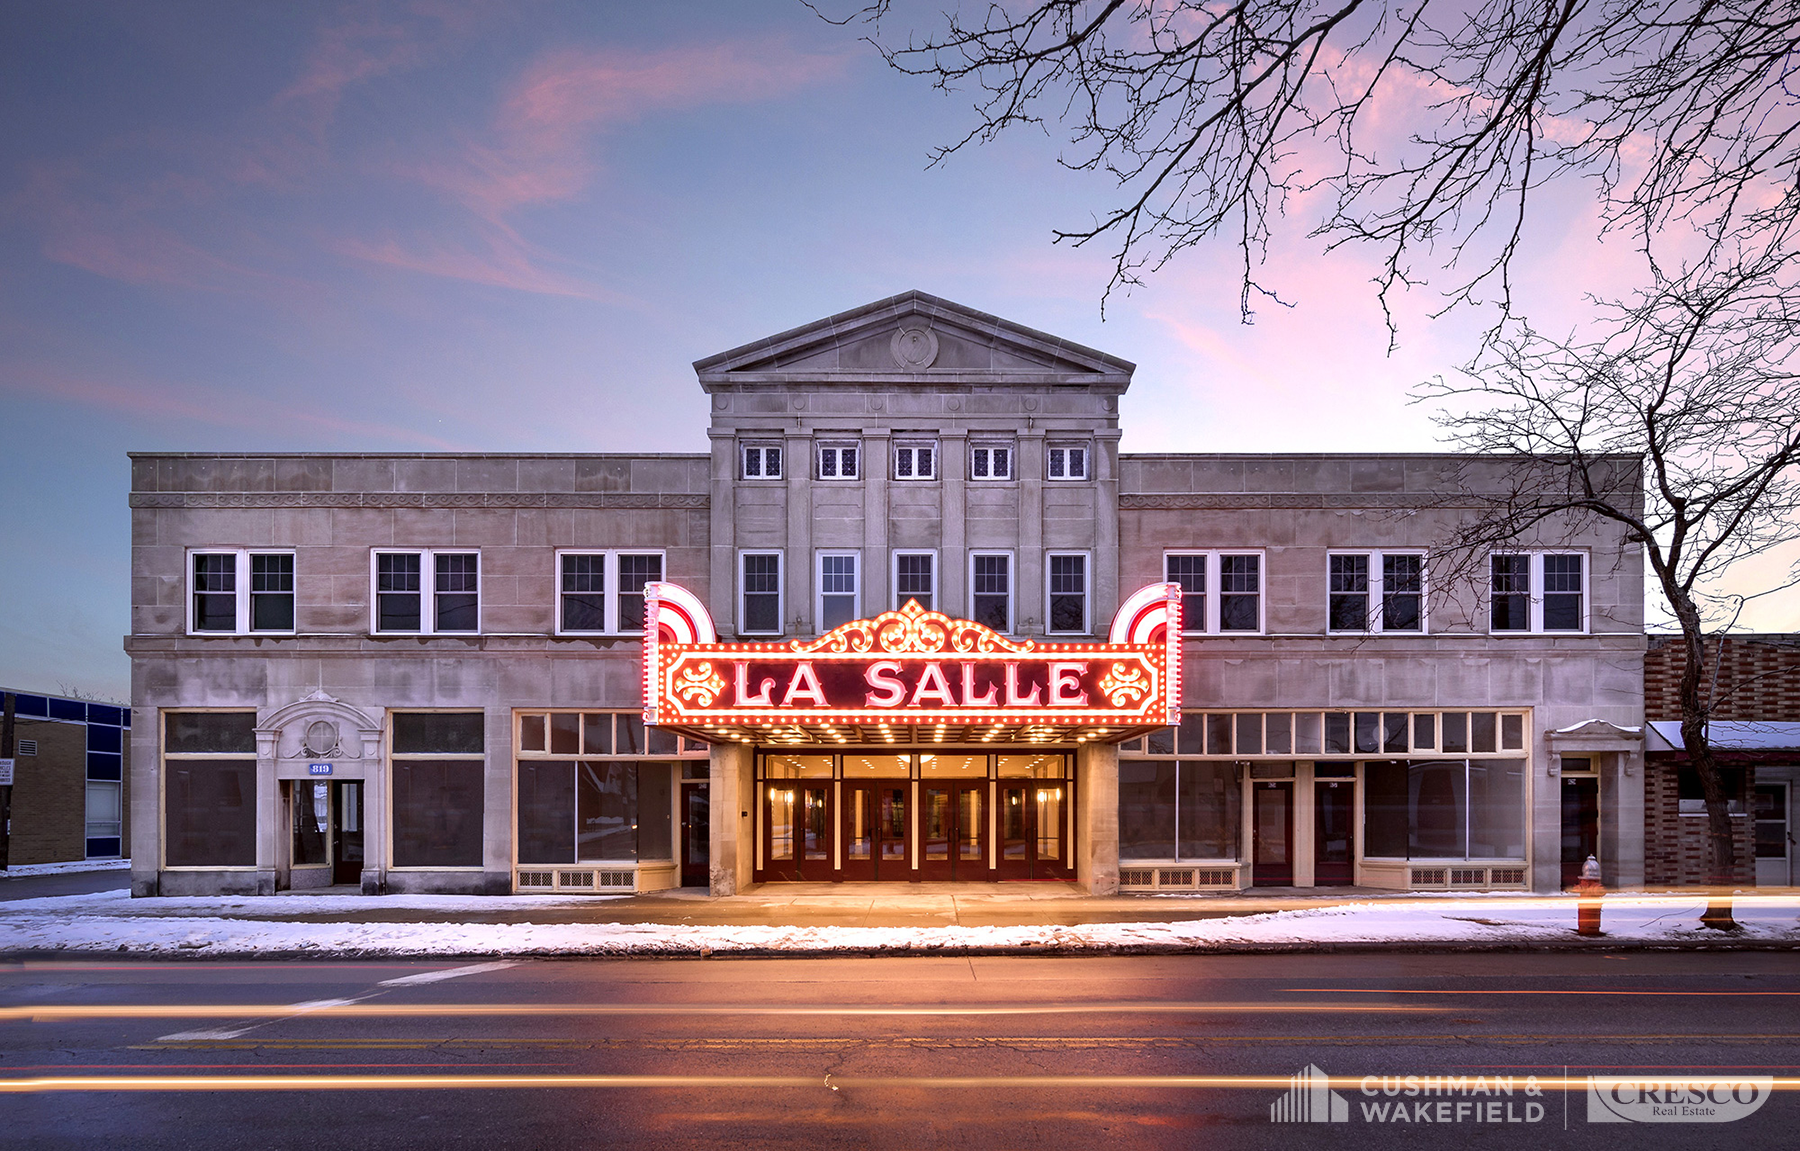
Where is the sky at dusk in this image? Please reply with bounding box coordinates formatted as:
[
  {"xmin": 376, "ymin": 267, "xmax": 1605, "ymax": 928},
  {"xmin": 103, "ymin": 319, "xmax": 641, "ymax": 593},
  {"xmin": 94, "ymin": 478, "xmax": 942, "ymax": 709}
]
[{"xmin": 2, "ymin": 1, "xmax": 1793, "ymax": 702}]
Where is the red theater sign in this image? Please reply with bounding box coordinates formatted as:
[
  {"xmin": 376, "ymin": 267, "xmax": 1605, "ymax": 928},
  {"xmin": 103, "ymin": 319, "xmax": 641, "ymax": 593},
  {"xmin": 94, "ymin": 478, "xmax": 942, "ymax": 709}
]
[{"xmin": 641, "ymin": 584, "xmax": 1181, "ymax": 739}]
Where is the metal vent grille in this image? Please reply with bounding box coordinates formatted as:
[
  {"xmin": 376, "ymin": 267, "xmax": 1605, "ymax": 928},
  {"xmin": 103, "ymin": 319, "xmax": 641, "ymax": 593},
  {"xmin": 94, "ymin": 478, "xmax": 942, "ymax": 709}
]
[
  {"xmin": 597, "ymin": 871, "xmax": 634, "ymax": 889},
  {"xmin": 558, "ymin": 871, "xmax": 595, "ymax": 888},
  {"xmin": 1195, "ymin": 869, "xmax": 1235, "ymax": 886},
  {"xmin": 17, "ymin": 739, "xmax": 37, "ymax": 757},
  {"xmin": 1490, "ymin": 867, "xmax": 1526, "ymax": 885},
  {"xmin": 1410, "ymin": 868, "xmax": 1447, "ymax": 886},
  {"xmin": 1119, "ymin": 869, "xmax": 1155, "ymax": 887},
  {"xmin": 1158, "ymin": 869, "xmax": 1195, "ymax": 887},
  {"xmin": 1450, "ymin": 868, "xmax": 1487, "ymax": 886},
  {"xmin": 516, "ymin": 870, "xmax": 553, "ymax": 888}
]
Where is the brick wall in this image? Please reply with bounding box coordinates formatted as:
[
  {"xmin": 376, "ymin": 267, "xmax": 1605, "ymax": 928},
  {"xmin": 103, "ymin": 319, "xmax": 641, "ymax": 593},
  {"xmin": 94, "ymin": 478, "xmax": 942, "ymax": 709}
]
[
  {"xmin": 1645, "ymin": 634, "xmax": 1800, "ymax": 721},
  {"xmin": 1643, "ymin": 760, "xmax": 1755, "ymax": 886},
  {"xmin": 5, "ymin": 714, "xmax": 130, "ymax": 866}
]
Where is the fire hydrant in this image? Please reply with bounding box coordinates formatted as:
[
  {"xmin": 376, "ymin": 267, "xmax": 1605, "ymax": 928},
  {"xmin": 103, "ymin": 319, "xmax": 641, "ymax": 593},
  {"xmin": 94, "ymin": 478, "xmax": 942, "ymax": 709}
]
[{"xmin": 1576, "ymin": 854, "xmax": 1604, "ymax": 937}]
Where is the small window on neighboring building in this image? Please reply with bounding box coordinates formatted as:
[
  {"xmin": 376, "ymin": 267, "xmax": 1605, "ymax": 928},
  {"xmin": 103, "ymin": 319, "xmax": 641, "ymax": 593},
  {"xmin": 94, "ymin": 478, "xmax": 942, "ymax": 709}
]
[
  {"xmin": 971, "ymin": 552, "xmax": 1012, "ymax": 632},
  {"xmin": 1047, "ymin": 553, "xmax": 1089, "ymax": 634},
  {"xmin": 894, "ymin": 441, "xmax": 936, "ymax": 480},
  {"xmin": 1047, "ymin": 443, "xmax": 1089, "ymax": 480},
  {"xmin": 742, "ymin": 442, "xmax": 783, "ymax": 480},
  {"xmin": 817, "ymin": 442, "xmax": 860, "ymax": 480},
  {"xmin": 894, "ymin": 551, "xmax": 935, "ymax": 611},
  {"xmin": 970, "ymin": 443, "xmax": 1013, "ymax": 480},
  {"xmin": 741, "ymin": 552, "xmax": 783, "ymax": 635}
]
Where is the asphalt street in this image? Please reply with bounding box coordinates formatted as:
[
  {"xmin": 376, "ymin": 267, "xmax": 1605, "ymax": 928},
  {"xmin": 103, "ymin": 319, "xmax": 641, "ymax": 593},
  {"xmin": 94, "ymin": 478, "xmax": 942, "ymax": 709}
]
[{"xmin": 2, "ymin": 951, "xmax": 1796, "ymax": 1149}]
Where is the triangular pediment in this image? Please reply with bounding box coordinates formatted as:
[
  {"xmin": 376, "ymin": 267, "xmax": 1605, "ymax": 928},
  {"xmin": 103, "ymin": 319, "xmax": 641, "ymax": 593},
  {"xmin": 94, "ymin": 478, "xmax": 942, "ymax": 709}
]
[{"xmin": 694, "ymin": 290, "xmax": 1134, "ymax": 388}]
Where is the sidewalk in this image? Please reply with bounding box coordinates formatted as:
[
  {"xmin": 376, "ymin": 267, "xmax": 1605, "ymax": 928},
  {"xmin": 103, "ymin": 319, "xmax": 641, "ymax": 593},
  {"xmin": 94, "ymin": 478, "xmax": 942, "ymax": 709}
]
[{"xmin": 1, "ymin": 881, "xmax": 1795, "ymax": 958}]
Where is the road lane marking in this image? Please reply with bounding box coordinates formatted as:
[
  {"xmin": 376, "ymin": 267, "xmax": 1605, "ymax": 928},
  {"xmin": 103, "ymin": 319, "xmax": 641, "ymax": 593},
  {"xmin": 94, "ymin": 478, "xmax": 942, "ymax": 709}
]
[
  {"xmin": 376, "ymin": 962, "xmax": 518, "ymax": 988},
  {"xmin": 5, "ymin": 1072, "xmax": 1800, "ymax": 1093},
  {"xmin": 10, "ymin": 1000, "xmax": 1449, "ymax": 1023}
]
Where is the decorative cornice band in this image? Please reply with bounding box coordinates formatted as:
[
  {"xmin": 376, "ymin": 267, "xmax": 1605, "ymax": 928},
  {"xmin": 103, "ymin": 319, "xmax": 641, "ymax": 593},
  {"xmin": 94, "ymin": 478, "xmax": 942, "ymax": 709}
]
[
  {"xmin": 131, "ymin": 492, "xmax": 710, "ymax": 510},
  {"xmin": 1119, "ymin": 492, "xmax": 1486, "ymax": 510}
]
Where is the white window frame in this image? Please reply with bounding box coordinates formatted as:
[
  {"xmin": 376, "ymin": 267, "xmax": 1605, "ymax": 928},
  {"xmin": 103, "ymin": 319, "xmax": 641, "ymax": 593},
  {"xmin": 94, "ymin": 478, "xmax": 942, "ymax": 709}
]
[
  {"xmin": 892, "ymin": 440, "xmax": 938, "ymax": 480},
  {"xmin": 1163, "ymin": 550, "xmax": 1266, "ymax": 635},
  {"xmin": 892, "ymin": 549, "xmax": 938, "ymax": 612},
  {"xmin": 86, "ymin": 779, "xmax": 123, "ymax": 856},
  {"xmin": 739, "ymin": 549, "xmax": 785, "ymax": 636},
  {"xmin": 815, "ymin": 551, "xmax": 861, "ymax": 631},
  {"xmin": 186, "ymin": 548, "xmax": 297, "ymax": 636},
  {"xmin": 740, "ymin": 441, "xmax": 784, "ymax": 480},
  {"xmin": 969, "ymin": 549, "xmax": 1016, "ymax": 634},
  {"xmin": 1488, "ymin": 550, "xmax": 1589, "ymax": 635},
  {"xmin": 555, "ymin": 549, "xmax": 667, "ymax": 635},
  {"xmin": 816, "ymin": 440, "xmax": 861, "ymax": 480},
  {"xmin": 1045, "ymin": 550, "xmax": 1093, "ymax": 635},
  {"xmin": 1325, "ymin": 550, "xmax": 1429, "ymax": 635},
  {"xmin": 1046, "ymin": 442, "xmax": 1091, "ymax": 481},
  {"xmin": 370, "ymin": 549, "xmax": 481, "ymax": 635},
  {"xmin": 969, "ymin": 442, "xmax": 1015, "ymax": 481}
]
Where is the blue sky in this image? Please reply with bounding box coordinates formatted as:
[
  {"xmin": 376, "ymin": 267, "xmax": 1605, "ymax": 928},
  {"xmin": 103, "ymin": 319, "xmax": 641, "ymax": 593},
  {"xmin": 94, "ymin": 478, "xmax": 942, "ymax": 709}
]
[{"xmin": 3, "ymin": 1, "xmax": 1791, "ymax": 701}]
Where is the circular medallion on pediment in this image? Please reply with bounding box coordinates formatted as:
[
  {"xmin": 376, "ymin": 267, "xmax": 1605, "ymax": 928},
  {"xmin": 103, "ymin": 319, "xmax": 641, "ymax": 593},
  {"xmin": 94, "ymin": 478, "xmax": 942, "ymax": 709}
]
[
  {"xmin": 303, "ymin": 719, "xmax": 340, "ymax": 758},
  {"xmin": 1023, "ymin": 397, "xmax": 1038, "ymax": 412},
  {"xmin": 890, "ymin": 326, "xmax": 939, "ymax": 370}
]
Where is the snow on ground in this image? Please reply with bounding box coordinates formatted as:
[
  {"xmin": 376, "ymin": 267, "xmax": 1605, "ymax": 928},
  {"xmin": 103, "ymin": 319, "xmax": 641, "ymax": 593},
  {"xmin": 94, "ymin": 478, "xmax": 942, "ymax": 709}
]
[
  {"xmin": 0, "ymin": 892, "xmax": 1794, "ymax": 956},
  {"xmin": 0, "ymin": 858, "xmax": 131, "ymax": 878}
]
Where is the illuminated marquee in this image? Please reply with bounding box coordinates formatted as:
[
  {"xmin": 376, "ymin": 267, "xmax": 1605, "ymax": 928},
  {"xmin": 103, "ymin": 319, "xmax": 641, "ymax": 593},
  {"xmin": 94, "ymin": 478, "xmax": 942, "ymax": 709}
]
[{"xmin": 642, "ymin": 583, "xmax": 1181, "ymax": 736}]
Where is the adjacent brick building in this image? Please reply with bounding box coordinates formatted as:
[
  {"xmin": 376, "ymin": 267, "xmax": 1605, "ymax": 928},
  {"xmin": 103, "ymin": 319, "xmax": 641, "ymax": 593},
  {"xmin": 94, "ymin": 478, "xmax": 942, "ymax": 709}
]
[{"xmin": 2, "ymin": 689, "xmax": 130, "ymax": 867}]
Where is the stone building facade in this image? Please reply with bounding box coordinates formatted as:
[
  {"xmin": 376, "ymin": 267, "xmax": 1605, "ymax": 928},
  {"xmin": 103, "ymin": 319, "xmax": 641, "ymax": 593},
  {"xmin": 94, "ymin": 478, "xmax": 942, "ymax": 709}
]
[{"xmin": 126, "ymin": 291, "xmax": 1647, "ymax": 899}]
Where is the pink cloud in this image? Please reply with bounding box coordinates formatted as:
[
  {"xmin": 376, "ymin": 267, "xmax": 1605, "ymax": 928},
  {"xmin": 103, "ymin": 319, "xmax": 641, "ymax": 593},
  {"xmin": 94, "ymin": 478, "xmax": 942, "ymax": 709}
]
[{"xmin": 333, "ymin": 229, "xmax": 621, "ymax": 301}]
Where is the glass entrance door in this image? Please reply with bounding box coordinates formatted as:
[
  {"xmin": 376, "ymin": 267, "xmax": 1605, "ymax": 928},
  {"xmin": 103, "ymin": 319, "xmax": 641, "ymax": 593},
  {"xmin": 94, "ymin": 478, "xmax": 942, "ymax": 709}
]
[
  {"xmin": 332, "ymin": 781, "xmax": 363, "ymax": 886},
  {"xmin": 680, "ymin": 780, "xmax": 709, "ymax": 887},
  {"xmin": 1313, "ymin": 780, "xmax": 1354, "ymax": 885},
  {"xmin": 919, "ymin": 783, "xmax": 988, "ymax": 880},
  {"xmin": 842, "ymin": 782, "xmax": 911, "ymax": 880},
  {"xmin": 994, "ymin": 782, "xmax": 1069, "ymax": 880},
  {"xmin": 1754, "ymin": 783, "xmax": 1789, "ymax": 887},
  {"xmin": 764, "ymin": 783, "xmax": 833, "ymax": 880},
  {"xmin": 1560, "ymin": 776, "xmax": 1599, "ymax": 888},
  {"xmin": 1252, "ymin": 782, "xmax": 1293, "ymax": 886}
]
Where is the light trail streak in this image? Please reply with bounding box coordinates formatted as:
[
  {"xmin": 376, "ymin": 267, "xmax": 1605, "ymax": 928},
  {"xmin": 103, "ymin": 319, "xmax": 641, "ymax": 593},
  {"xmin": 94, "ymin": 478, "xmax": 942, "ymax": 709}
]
[
  {"xmin": 1289, "ymin": 988, "xmax": 1800, "ymax": 997},
  {"xmin": 4, "ymin": 1073, "xmax": 1799, "ymax": 1094},
  {"xmin": 1, "ymin": 1000, "xmax": 1449, "ymax": 1023}
]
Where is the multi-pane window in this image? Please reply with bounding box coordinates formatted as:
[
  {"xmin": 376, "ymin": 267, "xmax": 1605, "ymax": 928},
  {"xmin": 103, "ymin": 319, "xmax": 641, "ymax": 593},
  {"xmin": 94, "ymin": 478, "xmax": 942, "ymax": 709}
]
[
  {"xmin": 817, "ymin": 442, "xmax": 860, "ymax": 479},
  {"xmin": 557, "ymin": 551, "xmax": 663, "ymax": 634},
  {"xmin": 1047, "ymin": 443, "xmax": 1089, "ymax": 480},
  {"xmin": 1490, "ymin": 552, "xmax": 1586, "ymax": 633},
  {"xmin": 970, "ymin": 443, "xmax": 1013, "ymax": 480},
  {"xmin": 741, "ymin": 552, "xmax": 783, "ymax": 635},
  {"xmin": 894, "ymin": 551, "xmax": 935, "ymax": 611},
  {"xmin": 971, "ymin": 552, "xmax": 1012, "ymax": 632},
  {"xmin": 818, "ymin": 553, "xmax": 859, "ymax": 630},
  {"xmin": 515, "ymin": 711, "xmax": 696, "ymax": 867},
  {"xmin": 1047, "ymin": 553, "xmax": 1089, "ymax": 633},
  {"xmin": 373, "ymin": 550, "xmax": 479, "ymax": 634},
  {"xmin": 1327, "ymin": 551, "xmax": 1425, "ymax": 633},
  {"xmin": 1166, "ymin": 554, "xmax": 1206, "ymax": 632},
  {"xmin": 893, "ymin": 442, "xmax": 936, "ymax": 479},
  {"xmin": 1164, "ymin": 552, "xmax": 1263, "ymax": 633},
  {"xmin": 189, "ymin": 551, "xmax": 296, "ymax": 634},
  {"xmin": 741, "ymin": 442, "xmax": 783, "ymax": 479}
]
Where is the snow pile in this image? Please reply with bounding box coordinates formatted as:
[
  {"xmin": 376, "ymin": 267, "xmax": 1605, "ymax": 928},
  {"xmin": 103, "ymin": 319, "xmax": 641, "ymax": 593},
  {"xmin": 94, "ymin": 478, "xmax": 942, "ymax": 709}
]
[
  {"xmin": 0, "ymin": 858, "xmax": 131, "ymax": 878},
  {"xmin": 0, "ymin": 892, "xmax": 1794, "ymax": 956}
]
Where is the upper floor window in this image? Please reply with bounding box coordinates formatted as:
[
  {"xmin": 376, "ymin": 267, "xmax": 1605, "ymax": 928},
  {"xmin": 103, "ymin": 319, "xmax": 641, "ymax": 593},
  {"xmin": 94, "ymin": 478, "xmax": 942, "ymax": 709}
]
[
  {"xmin": 557, "ymin": 551, "xmax": 664, "ymax": 634},
  {"xmin": 1490, "ymin": 552, "xmax": 1586, "ymax": 633},
  {"xmin": 1164, "ymin": 551, "xmax": 1263, "ymax": 634},
  {"xmin": 817, "ymin": 441, "xmax": 860, "ymax": 480},
  {"xmin": 1047, "ymin": 552, "xmax": 1090, "ymax": 634},
  {"xmin": 817, "ymin": 552, "xmax": 859, "ymax": 630},
  {"xmin": 970, "ymin": 443, "xmax": 1013, "ymax": 480},
  {"xmin": 893, "ymin": 441, "xmax": 937, "ymax": 480},
  {"xmin": 1047, "ymin": 443, "xmax": 1090, "ymax": 480},
  {"xmin": 741, "ymin": 551, "xmax": 783, "ymax": 635},
  {"xmin": 373, "ymin": 550, "xmax": 478, "ymax": 634},
  {"xmin": 741, "ymin": 442, "xmax": 783, "ymax": 480},
  {"xmin": 189, "ymin": 550, "xmax": 295, "ymax": 635},
  {"xmin": 894, "ymin": 550, "xmax": 935, "ymax": 611},
  {"xmin": 971, "ymin": 551, "xmax": 1013, "ymax": 632},
  {"xmin": 1328, "ymin": 551, "xmax": 1426, "ymax": 633}
]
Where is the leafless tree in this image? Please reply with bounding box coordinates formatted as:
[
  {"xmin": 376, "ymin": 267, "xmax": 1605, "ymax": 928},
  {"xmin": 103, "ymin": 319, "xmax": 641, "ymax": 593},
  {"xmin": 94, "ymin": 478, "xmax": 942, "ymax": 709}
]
[
  {"xmin": 1419, "ymin": 244, "xmax": 1800, "ymax": 926},
  {"xmin": 822, "ymin": 0, "xmax": 1800, "ymax": 329}
]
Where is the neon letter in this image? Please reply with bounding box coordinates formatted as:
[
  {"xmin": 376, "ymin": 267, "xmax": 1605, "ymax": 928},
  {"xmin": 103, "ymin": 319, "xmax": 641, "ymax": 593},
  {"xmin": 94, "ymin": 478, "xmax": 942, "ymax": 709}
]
[
  {"xmin": 960, "ymin": 663, "xmax": 999, "ymax": 707},
  {"xmin": 1005, "ymin": 663, "xmax": 1042, "ymax": 707},
  {"xmin": 1048, "ymin": 661, "xmax": 1089, "ymax": 706},
  {"xmin": 911, "ymin": 662, "xmax": 956, "ymax": 707},
  {"xmin": 865, "ymin": 660, "xmax": 906, "ymax": 707},
  {"xmin": 734, "ymin": 662, "xmax": 773, "ymax": 706},
  {"xmin": 782, "ymin": 661, "xmax": 827, "ymax": 708}
]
